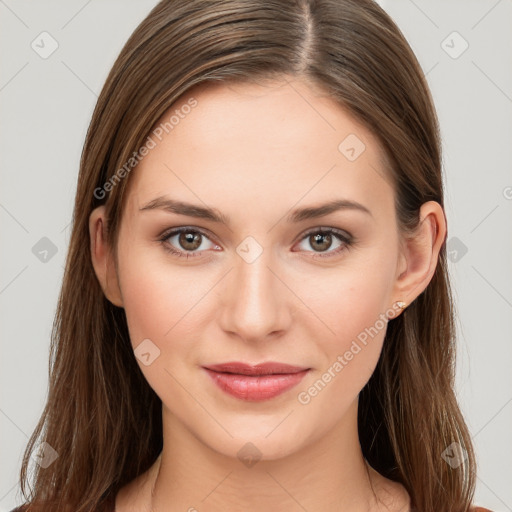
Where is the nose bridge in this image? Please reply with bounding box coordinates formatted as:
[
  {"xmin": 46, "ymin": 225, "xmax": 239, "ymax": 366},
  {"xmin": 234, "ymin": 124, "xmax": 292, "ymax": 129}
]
[{"xmin": 219, "ymin": 243, "xmax": 290, "ymax": 341}]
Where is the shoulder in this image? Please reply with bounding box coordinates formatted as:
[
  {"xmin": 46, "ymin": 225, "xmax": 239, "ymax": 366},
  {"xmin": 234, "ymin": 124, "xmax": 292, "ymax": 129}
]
[
  {"xmin": 8, "ymin": 495, "xmax": 116, "ymax": 512},
  {"xmin": 8, "ymin": 503, "xmax": 113, "ymax": 512},
  {"xmin": 9, "ymin": 501, "xmax": 494, "ymax": 512}
]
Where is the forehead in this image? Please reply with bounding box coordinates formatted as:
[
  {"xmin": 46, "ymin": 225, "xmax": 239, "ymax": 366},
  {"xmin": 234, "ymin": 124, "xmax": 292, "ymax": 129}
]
[{"xmin": 124, "ymin": 77, "xmax": 395, "ymax": 221}]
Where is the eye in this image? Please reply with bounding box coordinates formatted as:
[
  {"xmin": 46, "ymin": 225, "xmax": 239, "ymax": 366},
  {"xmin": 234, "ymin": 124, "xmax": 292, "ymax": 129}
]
[
  {"xmin": 158, "ymin": 227, "xmax": 220, "ymax": 258},
  {"xmin": 158, "ymin": 226, "xmax": 353, "ymax": 260},
  {"xmin": 294, "ymin": 227, "xmax": 353, "ymax": 258}
]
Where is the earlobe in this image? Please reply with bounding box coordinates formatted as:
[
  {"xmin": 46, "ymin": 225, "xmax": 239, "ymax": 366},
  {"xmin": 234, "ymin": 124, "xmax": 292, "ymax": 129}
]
[
  {"xmin": 392, "ymin": 201, "xmax": 447, "ymax": 308},
  {"xmin": 89, "ymin": 206, "xmax": 124, "ymax": 307}
]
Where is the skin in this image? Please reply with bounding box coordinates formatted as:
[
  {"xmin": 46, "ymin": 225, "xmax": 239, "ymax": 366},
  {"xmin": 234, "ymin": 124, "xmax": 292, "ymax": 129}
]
[{"xmin": 89, "ymin": 76, "xmax": 446, "ymax": 511}]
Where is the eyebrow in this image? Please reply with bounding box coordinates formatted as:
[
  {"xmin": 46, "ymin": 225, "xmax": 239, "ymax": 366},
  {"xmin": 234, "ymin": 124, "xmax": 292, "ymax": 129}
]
[{"xmin": 139, "ymin": 196, "xmax": 372, "ymax": 224}]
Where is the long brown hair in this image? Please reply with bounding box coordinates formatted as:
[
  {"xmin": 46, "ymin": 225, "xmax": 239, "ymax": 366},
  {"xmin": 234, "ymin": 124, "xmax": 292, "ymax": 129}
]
[{"xmin": 19, "ymin": 1, "xmax": 476, "ymax": 510}]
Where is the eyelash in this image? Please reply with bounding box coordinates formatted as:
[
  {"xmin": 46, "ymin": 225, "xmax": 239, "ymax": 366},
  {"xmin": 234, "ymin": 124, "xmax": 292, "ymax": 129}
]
[{"xmin": 157, "ymin": 226, "xmax": 353, "ymax": 260}]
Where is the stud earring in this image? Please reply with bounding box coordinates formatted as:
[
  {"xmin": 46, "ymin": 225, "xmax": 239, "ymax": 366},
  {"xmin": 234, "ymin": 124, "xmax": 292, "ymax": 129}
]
[{"xmin": 396, "ymin": 301, "xmax": 407, "ymax": 310}]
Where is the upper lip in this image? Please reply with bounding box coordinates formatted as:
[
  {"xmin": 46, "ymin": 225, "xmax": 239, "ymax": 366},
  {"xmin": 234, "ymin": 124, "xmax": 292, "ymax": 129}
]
[{"xmin": 204, "ymin": 362, "xmax": 310, "ymax": 375}]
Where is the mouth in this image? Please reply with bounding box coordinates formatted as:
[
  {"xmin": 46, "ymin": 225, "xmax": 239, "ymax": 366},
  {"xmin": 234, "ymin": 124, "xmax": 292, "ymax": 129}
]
[{"xmin": 202, "ymin": 361, "xmax": 311, "ymax": 401}]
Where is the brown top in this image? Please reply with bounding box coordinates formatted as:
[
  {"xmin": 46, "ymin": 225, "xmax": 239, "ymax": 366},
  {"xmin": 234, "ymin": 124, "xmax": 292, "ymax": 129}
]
[
  {"xmin": 9, "ymin": 492, "xmax": 116, "ymax": 512},
  {"xmin": 10, "ymin": 505, "xmax": 495, "ymax": 512}
]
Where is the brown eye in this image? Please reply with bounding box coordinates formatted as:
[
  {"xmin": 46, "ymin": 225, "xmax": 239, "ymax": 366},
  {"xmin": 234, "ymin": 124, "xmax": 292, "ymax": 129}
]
[
  {"xmin": 309, "ymin": 232, "xmax": 332, "ymax": 252},
  {"xmin": 178, "ymin": 231, "xmax": 202, "ymax": 251},
  {"xmin": 160, "ymin": 227, "xmax": 219, "ymax": 257},
  {"xmin": 294, "ymin": 228, "xmax": 352, "ymax": 258}
]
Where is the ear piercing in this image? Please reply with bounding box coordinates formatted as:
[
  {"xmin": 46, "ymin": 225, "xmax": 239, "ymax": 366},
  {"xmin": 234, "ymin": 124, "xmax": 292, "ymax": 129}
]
[{"xmin": 396, "ymin": 301, "xmax": 407, "ymax": 310}]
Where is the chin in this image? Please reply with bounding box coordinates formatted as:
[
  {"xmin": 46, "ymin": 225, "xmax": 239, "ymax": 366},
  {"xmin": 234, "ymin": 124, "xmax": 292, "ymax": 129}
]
[
  {"xmin": 193, "ymin": 414, "xmax": 314, "ymax": 464},
  {"xmin": 216, "ymin": 434, "xmax": 303, "ymax": 464}
]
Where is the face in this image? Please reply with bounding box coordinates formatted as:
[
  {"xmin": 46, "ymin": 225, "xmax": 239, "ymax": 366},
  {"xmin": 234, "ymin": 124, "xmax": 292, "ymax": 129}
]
[{"xmin": 100, "ymin": 77, "xmax": 411, "ymax": 461}]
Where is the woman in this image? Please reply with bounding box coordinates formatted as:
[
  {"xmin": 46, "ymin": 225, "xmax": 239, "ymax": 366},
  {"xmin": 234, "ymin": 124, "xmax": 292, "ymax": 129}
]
[{"xmin": 13, "ymin": 0, "xmax": 492, "ymax": 510}]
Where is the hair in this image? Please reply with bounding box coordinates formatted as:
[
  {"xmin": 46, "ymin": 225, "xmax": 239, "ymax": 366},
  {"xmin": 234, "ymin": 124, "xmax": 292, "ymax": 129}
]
[{"xmin": 18, "ymin": 0, "xmax": 476, "ymax": 511}]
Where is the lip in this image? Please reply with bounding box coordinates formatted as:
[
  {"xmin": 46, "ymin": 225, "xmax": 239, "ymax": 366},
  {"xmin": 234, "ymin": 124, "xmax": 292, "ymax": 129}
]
[
  {"xmin": 204, "ymin": 362, "xmax": 309, "ymax": 375},
  {"xmin": 202, "ymin": 362, "xmax": 310, "ymax": 401}
]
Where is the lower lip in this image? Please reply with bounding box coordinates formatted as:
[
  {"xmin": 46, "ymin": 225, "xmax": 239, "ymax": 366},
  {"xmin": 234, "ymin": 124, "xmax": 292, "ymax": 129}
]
[{"xmin": 203, "ymin": 368, "xmax": 310, "ymax": 401}]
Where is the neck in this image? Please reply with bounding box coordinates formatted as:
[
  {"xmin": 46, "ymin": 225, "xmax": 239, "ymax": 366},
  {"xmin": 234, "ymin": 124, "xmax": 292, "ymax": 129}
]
[{"xmin": 142, "ymin": 400, "xmax": 403, "ymax": 512}]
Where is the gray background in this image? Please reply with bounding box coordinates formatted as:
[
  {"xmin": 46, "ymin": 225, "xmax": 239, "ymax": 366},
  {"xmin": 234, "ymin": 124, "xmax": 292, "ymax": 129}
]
[{"xmin": 1, "ymin": 0, "xmax": 511, "ymax": 510}]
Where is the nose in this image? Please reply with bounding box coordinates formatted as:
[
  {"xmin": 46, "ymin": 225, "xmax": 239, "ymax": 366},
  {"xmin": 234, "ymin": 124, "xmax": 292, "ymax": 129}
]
[{"xmin": 218, "ymin": 246, "xmax": 293, "ymax": 343}]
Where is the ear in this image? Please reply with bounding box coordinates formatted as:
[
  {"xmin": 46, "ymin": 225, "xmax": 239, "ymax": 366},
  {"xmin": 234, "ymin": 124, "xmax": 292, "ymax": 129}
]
[
  {"xmin": 392, "ymin": 200, "xmax": 447, "ymax": 310},
  {"xmin": 89, "ymin": 205, "xmax": 124, "ymax": 307}
]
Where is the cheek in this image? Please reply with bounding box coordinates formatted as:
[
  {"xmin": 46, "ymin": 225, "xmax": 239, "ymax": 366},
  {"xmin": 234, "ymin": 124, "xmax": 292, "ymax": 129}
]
[
  {"xmin": 115, "ymin": 245, "xmax": 200, "ymax": 364},
  {"xmin": 295, "ymin": 285, "xmax": 389, "ymax": 417},
  {"xmin": 119, "ymin": 263, "xmax": 176, "ymax": 346},
  {"xmin": 293, "ymin": 252, "xmax": 396, "ymax": 408},
  {"xmin": 297, "ymin": 254, "xmax": 394, "ymax": 347}
]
